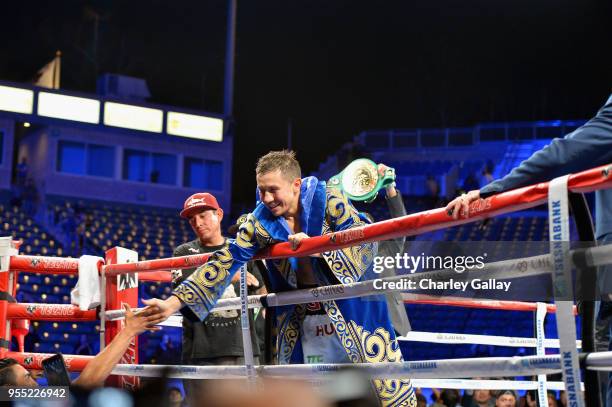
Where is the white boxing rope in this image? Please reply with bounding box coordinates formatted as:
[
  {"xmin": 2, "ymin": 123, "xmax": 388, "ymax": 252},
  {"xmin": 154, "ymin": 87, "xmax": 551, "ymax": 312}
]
[
  {"xmin": 105, "ymin": 243, "xmax": 612, "ymax": 321},
  {"xmin": 548, "ymin": 175, "xmax": 584, "ymax": 407},
  {"xmin": 111, "ymin": 353, "xmax": 570, "ymax": 380},
  {"xmin": 410, "ymin": 379, "xmax": 583, "ymax": 392},
  {"xmin": 397, "ymin": 330, "xmax": 582, "ymax": 349},
  {"xmin": 158, "ymin": 315, "xmax": 183, "ymax": 327},
  {"xmin": 111, "ymin": 351, "xmax": 612, "ymax": 380},
  {"xmin": 584, "ymin": 351, "xmax": 612, "ymax": 371}
]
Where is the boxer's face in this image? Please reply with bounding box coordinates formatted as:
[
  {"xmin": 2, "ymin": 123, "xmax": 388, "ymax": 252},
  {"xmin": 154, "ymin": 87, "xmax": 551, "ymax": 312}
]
[
  {"xmin": 257, "ymin": 169, "xmax": 301, "ymax": 217},
  {"xmin": 189, "ymin": 208, "xmax": 223, "ymax": 244}
]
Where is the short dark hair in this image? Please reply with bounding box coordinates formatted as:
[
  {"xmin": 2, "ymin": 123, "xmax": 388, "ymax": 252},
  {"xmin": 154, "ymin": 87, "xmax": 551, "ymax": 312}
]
[
  {"xmin": 0, "ymin": 358, "xmax": 19, "ymax": 386},
  {"xmin": 441, "ymin": 389, "xmax": 460, "ymax": 407},
  {"xmin": 256, "ymin": 150, "xmax": 301, "ymax": 181}
]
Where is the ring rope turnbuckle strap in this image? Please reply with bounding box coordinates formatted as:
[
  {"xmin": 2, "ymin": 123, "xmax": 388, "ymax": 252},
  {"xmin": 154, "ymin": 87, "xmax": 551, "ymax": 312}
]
[{"xmin": 548, "ymin": 175, "xmax": 584, "ymax": 407}]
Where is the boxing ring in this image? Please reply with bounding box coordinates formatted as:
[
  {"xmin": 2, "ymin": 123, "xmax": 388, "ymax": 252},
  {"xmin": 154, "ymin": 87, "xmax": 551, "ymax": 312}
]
[{"xmin": 1, "ymin": 163, "xmax": 612, "ymax": 405}]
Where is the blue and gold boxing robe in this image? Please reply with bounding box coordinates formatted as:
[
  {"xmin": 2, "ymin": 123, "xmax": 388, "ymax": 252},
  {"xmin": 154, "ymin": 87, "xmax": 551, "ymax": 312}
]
[{"xmin": 174, "ymin": 177, "xmax": 416, "ymax": 407}]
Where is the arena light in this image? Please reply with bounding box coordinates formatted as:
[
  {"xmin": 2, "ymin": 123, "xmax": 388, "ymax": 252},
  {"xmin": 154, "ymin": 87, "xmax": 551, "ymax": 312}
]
[
  {"xmin": 166, "ymin": 111, "xmax": 223, "ymax": 142},
  {"xmin": 38, "ymin": 92, "xmax": 100, "ymax": 123},
  {"xmin": 0, "ymin": 85, "xmax": 34, "ymax": 114},
  {"xmin": 104, "ymin": 102, "xmax": 163, "ymax": 133}
]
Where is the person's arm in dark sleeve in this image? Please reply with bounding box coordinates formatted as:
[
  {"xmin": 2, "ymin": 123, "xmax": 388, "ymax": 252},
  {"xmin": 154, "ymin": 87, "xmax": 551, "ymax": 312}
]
[
  {"xmin": 181, "ymin": 317, "xmax": 194, "ymax": 363},
  {"xmin": 385, "ymin": 185, "xmax": 407, "ymax": 252},
  {"xmin": 481, "ymin": 98, "xmax": 612, "ymax": 197}
]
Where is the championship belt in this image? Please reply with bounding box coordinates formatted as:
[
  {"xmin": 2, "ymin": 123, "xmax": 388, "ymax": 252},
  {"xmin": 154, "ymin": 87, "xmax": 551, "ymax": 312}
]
[{"xmin": 328, "ymin": 158, "xmax": 396, "ymax": 203}]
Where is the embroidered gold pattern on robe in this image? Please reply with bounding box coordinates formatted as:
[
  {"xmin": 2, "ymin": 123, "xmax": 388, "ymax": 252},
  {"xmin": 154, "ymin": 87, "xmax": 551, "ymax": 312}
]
[
  {"xmin": 350, "ymin": 322, "xmax": 416, "ymax": 407},
  {"xmin": 276, "ymin": 305, "xmax": 305, "ymax": 364},
  {"xmin": 174, "ymin": 214, "xmax": 270, "ymax": 319},
  {"xmin": 321, "ymin": 187, "xmax": 375, "ymax": 284},
  {"xmin": 323, "ymin": 300, "xmax": 363, "ymax": 363}
]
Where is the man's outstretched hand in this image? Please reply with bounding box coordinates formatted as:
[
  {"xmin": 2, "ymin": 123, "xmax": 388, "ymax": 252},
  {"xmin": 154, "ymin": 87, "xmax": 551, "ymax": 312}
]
[
  {"xmin": 445, "ymin": 190, "xmax": 481, "ymax": 219},
  {"xmin": 123, "ymin": 303, "xmax": 162, "ymax": 335},
  {"xmin": 141, "ymin": 296, "xmax": 183, "ymax": 327}
]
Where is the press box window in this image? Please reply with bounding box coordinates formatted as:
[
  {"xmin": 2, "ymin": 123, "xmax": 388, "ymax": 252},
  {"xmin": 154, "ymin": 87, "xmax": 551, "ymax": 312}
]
[
  {"xmin": 57, "ymin": 141, "xmax": 115, "ymax": 178},
  {"xmin": 183, "ymin": 157, "xmax": 223, "ymax": 190},
  {"xmin": 123, "ymin": 149, "xmax": 177, "ymax": 185},
  {"xmin": 87, "ymin": 145, "xmax": 115, "ymax": 177},
  {"xmin": 57, "ymin": 141, "xmax": 86, "ymax": 175}
]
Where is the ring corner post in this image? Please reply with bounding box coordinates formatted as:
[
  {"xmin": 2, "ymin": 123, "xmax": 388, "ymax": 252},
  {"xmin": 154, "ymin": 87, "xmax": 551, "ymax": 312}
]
[
  {"xmin": 0, "ymin": 237, "xmax": 18, "ymax": 358},
  {"xmin": 104, "ymin": 246, "xmax": 140, "ymax": 389}
]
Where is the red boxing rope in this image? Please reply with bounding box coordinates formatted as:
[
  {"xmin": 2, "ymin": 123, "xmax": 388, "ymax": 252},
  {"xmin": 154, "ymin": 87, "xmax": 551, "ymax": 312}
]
[
  {"xmin": 9, "ymin": 255, "xmax": 79, "ymax": 274},
  {"xmin": 99, "ymin": 162, "xmax": 612, "ymax": 276},
  {"xmin": 138, "ymin": 271, "xmax": 172, "ymax": 283},
  {"xmin": 7, "ymin": 351, "xmax": 93, "ymax": 371},
  {"xmin": 7, "ymin": 303, "xmax": 97, "ymax": 321},
  {"xmin": 102, "ymin": 253, "xmax": 211, "ymax": 277},
  {"xmin": 260, "ymin": 162, "xmax": 612, "ymax": 259},
  {"xmin": 404, "ymin": 296, "xmax": 576, "ymax": 314}
]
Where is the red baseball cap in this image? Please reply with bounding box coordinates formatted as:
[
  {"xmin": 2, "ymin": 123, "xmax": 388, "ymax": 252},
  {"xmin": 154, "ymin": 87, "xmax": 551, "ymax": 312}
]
[{"xmin": 180, "ymin": 193, "xmax": 221, "ymax": 218}]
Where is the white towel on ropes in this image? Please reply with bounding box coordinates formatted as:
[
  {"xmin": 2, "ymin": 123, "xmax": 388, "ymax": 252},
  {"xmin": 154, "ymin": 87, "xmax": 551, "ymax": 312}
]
[{"xmin": 70, "ymin": 255, "xmax": 104, "ymax": 311}]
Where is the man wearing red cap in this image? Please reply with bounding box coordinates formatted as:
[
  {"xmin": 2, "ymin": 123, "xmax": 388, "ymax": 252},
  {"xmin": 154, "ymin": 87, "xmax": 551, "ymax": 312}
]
[{"xmin": 172, "ymin": 192, "xmax": 263, "ymax": 372}]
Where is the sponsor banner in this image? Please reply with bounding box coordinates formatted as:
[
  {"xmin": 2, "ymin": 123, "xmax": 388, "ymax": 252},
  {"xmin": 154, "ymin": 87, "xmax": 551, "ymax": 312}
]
[
  {"xmin": 535, "ymin": 303, "xmax": 549, "ymax": 406},
  {"xmin": 238, "ymin": 265, "xmax": 256, "ymax": 382},
  {"xmin": 548, "ymin": 176, "xmax": 584, "ymax": 407}
]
